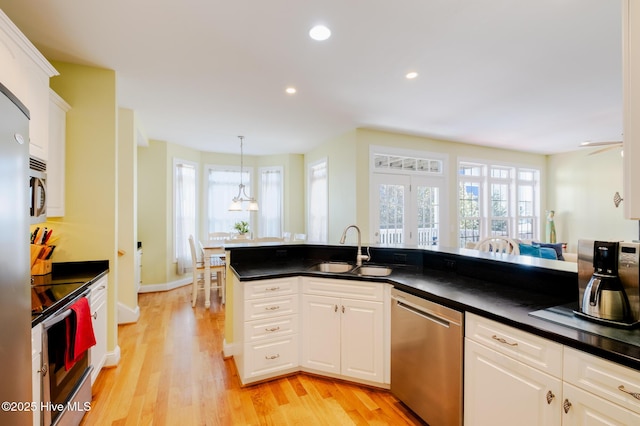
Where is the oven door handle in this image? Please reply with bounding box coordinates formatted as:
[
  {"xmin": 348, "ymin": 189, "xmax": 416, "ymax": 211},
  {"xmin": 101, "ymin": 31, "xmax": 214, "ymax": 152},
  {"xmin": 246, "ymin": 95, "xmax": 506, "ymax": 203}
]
[{"xmin": 42, "ymin": 289, "xmax": 91, "ymax": 330}]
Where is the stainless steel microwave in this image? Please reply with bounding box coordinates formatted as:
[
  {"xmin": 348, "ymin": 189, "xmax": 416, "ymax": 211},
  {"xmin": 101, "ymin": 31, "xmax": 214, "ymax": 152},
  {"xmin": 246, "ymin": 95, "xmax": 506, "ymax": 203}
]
[{"xmin": 29, "ymin": 156, "xmax": 47, "ymax": 224}]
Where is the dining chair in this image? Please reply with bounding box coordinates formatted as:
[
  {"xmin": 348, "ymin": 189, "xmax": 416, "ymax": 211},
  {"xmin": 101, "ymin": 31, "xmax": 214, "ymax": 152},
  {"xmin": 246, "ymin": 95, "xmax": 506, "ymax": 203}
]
[
  {"xmin": 474, "ymin": 236, "xmax": 520, "ymax": 255},
  {"xmin": 188, "ymin": 235, "xmax": 225, "ymax": 308},
  {"xmin": 293, "ymin": 233, "xmax": 306, "ymax": 241},
  {"xmin": 209, "ymin": 232, "xmax": 231, "ymax": 241},
  {"xmin": 282, "ymin": 231, "xmax": 292, "ymax": 241}
]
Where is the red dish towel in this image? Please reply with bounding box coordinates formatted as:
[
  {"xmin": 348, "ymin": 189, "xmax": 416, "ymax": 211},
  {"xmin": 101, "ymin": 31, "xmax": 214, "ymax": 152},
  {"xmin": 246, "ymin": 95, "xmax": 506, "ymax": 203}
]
[{"xmin": 64, "ymin": 297, "xmax": 96, "ymax": 371}]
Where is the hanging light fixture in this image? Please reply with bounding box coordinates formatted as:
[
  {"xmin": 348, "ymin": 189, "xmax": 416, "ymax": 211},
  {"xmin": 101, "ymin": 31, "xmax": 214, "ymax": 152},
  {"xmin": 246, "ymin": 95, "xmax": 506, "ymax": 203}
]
[{"xmin": 229, "ymin": 136, "xmax": 258, "ymax": 211}]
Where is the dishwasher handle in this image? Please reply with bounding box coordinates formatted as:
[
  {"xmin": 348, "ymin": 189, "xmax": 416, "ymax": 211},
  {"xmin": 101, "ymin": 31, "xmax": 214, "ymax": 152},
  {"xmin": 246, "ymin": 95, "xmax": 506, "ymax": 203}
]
[{"xmin": 392, "ymin": 296, "xmax": 454, "ymax": 328}]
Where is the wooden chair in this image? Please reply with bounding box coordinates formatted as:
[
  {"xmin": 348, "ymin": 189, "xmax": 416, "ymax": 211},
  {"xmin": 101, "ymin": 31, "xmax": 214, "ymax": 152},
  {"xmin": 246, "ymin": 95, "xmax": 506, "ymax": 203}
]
[
  {"xmin": 188, "ymin": 235, "xmax": 225, "ymax": 308},
  {"xmin": 209, "ymin": 232, "xmax": 231, "ymax": 241},
  {"xmin": 474, "ymin": 236, "xmax": 520, "ymax": 255}
]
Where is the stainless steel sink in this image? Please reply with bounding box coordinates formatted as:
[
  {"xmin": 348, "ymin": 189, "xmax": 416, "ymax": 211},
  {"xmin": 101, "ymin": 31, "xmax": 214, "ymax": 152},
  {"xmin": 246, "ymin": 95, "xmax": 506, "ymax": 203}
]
[
  {"xmin": 352, "ymin": 265, "xmax": 393, "ymax": 277},
  {"xmin": 307, "ymin": 262, "xmax": 355, "ymax": 273}
]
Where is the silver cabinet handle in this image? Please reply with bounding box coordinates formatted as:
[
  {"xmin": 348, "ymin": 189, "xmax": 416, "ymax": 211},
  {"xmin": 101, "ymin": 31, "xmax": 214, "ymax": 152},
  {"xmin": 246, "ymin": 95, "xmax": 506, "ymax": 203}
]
[
  {"xmin": 265, "ymin": 306, "xmax": 280, "ymax": 311},
  {"xmin": 265, "ymin": 354, "xmax": 280, "ymax": 360},
  {"xmin": 265, "ymin": 287, "xmax": 280, "ymax": 291},
  {"xmin": 618, "ymin": 385, "xmax": 640, "ymax": 400},
  {"xmin": 342, "ymin": 305, "xmax": 345, "ymax": 314},
  {"xmin": 38, "ymin": 364, "xmax": 48, "ymax": 377},
  {"xmin": 492, "ymin": 335, "xmax": 518, "ymax": 346},
  {"xmin": 563, "ymin": 399, "xmax": 572, "ymax": 414},
  {"xmin": 546, "ymin": 390, "xmax": 555, "ymax": 404},
  {"xmin": 265, "ymin": 326, "xmax": 280, "ymax": 332},
  {"xmin": 92, "ymin": 312, "xmax": 98, "ymax": 320}
]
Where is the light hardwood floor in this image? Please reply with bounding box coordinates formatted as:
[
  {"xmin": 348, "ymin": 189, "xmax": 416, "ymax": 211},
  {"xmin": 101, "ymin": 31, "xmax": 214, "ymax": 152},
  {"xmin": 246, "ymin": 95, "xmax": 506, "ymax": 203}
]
[{"xmin": 80, "ymin": 285, "xmax": 425, "ymax": 425}]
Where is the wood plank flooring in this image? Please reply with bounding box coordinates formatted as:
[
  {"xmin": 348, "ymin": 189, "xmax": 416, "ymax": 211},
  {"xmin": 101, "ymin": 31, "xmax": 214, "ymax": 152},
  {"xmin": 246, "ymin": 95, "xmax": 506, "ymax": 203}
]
[{"xmin": 80, "ymin": 285, "xmax": 425, "ymax": 425}]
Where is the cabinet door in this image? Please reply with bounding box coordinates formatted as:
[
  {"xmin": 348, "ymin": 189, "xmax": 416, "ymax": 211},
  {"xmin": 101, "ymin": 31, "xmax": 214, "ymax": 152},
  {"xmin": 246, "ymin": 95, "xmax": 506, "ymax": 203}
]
[
  {"xmin": 89, "ymin": 278, "xmax": 108, "ymax": 385},
  {"xmin": 301, "ymin": 294, "xmax": 341, "ymax": 375},
  {"xmin": 464, "ymin": 339, "xmax": 562, "ymax": 426},
  {"xmin": 341, "ymin": 298, "xmax": 384, "ymax": 383},
  {"xmin": 562, "ymin": 382, "xmax": 640, "ymax": 425},
  {"xmin": 47, "ymin": 90, "xmax": 69, "ymax": 217}
]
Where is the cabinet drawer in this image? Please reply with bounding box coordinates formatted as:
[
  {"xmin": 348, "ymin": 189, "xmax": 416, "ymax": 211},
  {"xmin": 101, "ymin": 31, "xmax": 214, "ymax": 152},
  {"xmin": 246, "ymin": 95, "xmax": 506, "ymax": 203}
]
[
  {"xmin": 244, "ymin": 294, "xmax": 298, "ymax": 321},
  {"xmin": 302, "ymin": 277, "xmax": 383, "ymax": 301},
  {"xmin": 244, "ymin": 277, "xmax": 298, "ymax": 300},
  {"xmin": 465, "ymin": 313, "xmax": 563, "ymax": 378},
  {"xmin": 244, "ymin": 314, "xmax": 299, "ymax": 342},
  {"xmin": 243, "ymin": 335, "xmax": 299, "ymax": 379},
  {"xmin": 564, "ymin": 347, "xmax": 640, "ymax": 414}
]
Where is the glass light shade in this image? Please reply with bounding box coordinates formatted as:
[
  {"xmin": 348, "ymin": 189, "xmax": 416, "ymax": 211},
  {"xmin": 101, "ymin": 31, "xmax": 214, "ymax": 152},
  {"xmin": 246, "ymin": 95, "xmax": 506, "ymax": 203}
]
[
  {"xmin": 228, "ymin": 200, "xmax": 242, "ymax": 211},
  {"xmin": 248, "ymin": 200, "xmax": 259, "ymax": 211}
]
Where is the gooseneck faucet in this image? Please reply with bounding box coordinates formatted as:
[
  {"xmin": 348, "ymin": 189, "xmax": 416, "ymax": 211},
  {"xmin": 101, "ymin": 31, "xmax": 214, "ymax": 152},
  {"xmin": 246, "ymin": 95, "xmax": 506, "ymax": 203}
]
[{"xmin": 339, "ymin": 225, "xmax": 371, "ymax": 266}]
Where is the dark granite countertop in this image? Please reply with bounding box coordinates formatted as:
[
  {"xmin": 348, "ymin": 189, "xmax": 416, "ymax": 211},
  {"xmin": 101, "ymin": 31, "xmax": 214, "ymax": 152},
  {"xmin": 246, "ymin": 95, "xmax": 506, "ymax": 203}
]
[
  {"xmin": 228, "ymin": 244, "xmax": 640, "ymax": 371},
  {"xmin": 31, "ymin": 260, "xmax": 109, "ymax": 327}
]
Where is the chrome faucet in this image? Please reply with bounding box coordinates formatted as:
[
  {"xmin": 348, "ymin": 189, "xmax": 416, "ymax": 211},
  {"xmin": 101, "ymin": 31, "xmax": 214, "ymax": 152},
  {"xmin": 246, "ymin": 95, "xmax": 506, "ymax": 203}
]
[{"xmin": 339, "ymin": 225, "xmax": 370, "ymax": 266}]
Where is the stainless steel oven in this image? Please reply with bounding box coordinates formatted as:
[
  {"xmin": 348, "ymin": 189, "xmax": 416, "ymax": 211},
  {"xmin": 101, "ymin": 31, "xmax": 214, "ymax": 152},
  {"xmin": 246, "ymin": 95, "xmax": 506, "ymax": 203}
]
[
  {"xmin": 41, "ymin": 290, "xmax": 93, "ymax": 426},
  {"xmin": 29, "ymin": 156, "xmax": 47, "ymax": 224}
]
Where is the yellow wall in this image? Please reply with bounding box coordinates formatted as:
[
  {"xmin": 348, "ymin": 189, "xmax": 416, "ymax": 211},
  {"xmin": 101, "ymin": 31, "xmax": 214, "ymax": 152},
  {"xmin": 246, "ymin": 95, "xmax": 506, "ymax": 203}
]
[
  {"xmin": 46, "ymin": 61, "xmax": 119, "ymax": 353},
  {"xmin": 547, "ymin": 147, "xmax": 638, "ymax": 251}
]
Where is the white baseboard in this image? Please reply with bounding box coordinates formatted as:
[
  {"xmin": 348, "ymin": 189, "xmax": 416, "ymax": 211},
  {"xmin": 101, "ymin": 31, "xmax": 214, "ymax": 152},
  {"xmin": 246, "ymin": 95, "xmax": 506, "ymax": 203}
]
[
  {"xmin": 104, "ymin": 344, "xmax": 121, "ymax": 367},
  {"xmin": 137, "ymin": 277, "xmax": 191, "ymax": 293},
  {"xmin": 223, "ymin": 338, "xmax": 239, "ymax": 358},
  {"xmin": 117, "ymin": 302, "xmax": 140, "ymax": 324}
]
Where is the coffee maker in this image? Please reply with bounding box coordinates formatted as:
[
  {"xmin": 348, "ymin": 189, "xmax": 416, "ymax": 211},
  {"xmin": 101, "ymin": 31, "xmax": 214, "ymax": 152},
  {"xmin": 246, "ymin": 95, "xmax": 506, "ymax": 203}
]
[{"xmin": 576, "ymin": 240, "xmax": 640, "ymax": 327}]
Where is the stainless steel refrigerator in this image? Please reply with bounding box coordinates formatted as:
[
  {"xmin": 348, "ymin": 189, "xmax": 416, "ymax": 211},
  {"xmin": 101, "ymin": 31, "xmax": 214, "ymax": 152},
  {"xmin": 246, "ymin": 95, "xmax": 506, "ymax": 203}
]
[{"xmin": 0, "ymin": 81, "xmax": 32, "ymax": 425}]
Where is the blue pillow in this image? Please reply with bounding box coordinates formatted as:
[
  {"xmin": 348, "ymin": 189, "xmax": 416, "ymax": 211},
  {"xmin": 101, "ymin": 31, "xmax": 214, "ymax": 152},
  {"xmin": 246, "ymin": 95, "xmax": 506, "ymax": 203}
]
[
  {"xmin": 518, "ymin": 244, "xmax": 540, "ymax": 257},
  {"xmin": 538, "ymin": 247, "xmax": 558, "ymax": 260},
  {"xmin": 533, "ymin": 242, "xmax": 564, "ymax": 261}
]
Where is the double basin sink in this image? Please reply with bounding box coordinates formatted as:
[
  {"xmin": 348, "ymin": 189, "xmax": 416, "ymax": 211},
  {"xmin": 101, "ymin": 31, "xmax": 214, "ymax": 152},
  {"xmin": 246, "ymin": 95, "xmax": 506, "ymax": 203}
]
[{"xmin": 307, "ymin": 261, "xmax": 392, "ymax": 277}]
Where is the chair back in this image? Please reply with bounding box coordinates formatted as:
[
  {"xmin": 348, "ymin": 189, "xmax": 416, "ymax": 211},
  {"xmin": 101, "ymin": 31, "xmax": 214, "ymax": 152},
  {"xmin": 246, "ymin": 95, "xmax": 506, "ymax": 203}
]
[
  {"xmin": 293, "ymin": 233, "xmax": 306, "ymax": 241},
  {"xmin": 209, "ymin": 232, "xmax": 231, "ymax": 241},
  {"xmin": 255, "ymin": 237, "xmax": 284, "ymax": 243},
  {"xmin": 188, "ymin": 235, "xmax": 200, "ymax": 264},
  {"xmin": 475, "ymin": 237, "xmax": 520, "ymax": 255}
]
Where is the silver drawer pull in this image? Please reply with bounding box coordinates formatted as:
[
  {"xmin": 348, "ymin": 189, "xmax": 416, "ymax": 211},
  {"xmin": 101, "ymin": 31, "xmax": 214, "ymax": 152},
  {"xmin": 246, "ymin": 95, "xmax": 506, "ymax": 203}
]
[
  {"xmin": 265, "ymin": 354, "xmax": 280, "ymax": 360},
  {"xmin": 265, "ymin": 306, "xmax": 280, "ymax": 311},
  {"xmin": 265, "ymin": 287, "xmax": 280, "ymax": 291},
  {"xmin": 492, "ymin": 335, "xmax": 518, "ymax": 346},
  {"xmin": 618, "ymin": 385, "xmax": 640, "ymax": 400},
  {"xmin": 265, "ymin": 326, "xmax": 280, "ymax": 332},
  {"xmin": 92, "ymin": 312, "xmax": 98, "ymax": 320}
]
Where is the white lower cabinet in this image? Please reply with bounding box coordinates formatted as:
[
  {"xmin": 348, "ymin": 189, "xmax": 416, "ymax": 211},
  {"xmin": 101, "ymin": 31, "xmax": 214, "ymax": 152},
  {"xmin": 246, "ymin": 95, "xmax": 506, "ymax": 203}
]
[
  {"xmin": 234, "ymin": 276, "xmax": 300, "ymax": 385},
  {"xmin": 233, "ymin": 275, "xmax": 390, "ymax": 387},
  {"xmin": 31, "ymin": 323, "xmax": 42, "ymax": 426},
  {"xmin": 301, "ymin": 277, "xmax": 387, "ymax": 385},
  {"xmin": 465, "ymin": 313, "xmax": 640, "ymax": 425},
  {"xmin": 89, "ymin": 275, "xmax": 108, "ymax": 385}
]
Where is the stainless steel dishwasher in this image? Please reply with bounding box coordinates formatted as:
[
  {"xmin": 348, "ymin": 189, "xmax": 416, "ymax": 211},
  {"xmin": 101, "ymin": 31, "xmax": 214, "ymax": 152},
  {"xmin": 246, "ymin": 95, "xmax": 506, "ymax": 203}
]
[{"xmin": 391, "ymin": 288, "xmax": 463, "ymax": 426}]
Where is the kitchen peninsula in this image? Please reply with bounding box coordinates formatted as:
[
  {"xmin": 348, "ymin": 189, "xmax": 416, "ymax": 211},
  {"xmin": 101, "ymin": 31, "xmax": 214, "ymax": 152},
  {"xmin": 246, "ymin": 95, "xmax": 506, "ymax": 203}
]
[{"xmin": 225, "ymin": 243, "xmax": 640, "ymax": 424}]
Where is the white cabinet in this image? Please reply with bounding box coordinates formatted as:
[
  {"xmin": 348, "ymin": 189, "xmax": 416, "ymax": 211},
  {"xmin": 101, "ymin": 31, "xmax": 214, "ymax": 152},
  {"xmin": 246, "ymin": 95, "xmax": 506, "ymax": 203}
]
[
  {"xmin": 562, "ymin": 347, "xmax": 640, "ymax": 425},
  {"xmin": 464, "ymin": 313, "xmax": 563, "ymax": 426},
  {"xmin": 623, "ymin": 0, "xmax": 640, "ymax": 219},
  {"xmin": 0, "ymin": 10, "xmax": 57, "ymax": 162},
  {"xmin": 47, "ymin": 89, "xmax": 70, "ymax": 217},
  {"xmin": 31, "ymin": 323, "xmax": 42, "ymax": 426},
  {"xmin": 464, "ymin": 313, "xmax": 640, "ymax": 426},
  {"xmin": 89, "ymin": 275, "xmax": 108, "ymax": 385},
  {"xmin": 301, "ymin": 277, "xmax": 387, "ymax": 385},
  {"xmin": 233, "ymin": 276, "xmax": 300, "ymax": 385}
]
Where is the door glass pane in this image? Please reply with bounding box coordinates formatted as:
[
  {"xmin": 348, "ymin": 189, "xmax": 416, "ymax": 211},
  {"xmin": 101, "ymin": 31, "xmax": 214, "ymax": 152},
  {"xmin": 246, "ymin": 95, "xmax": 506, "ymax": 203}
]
[
  {"xmin": 417, "ymin": 186, "xmax": 439, "ymax": 245},
  {"xmin": 378, "ymin": 184, "xmax": 404, "ymax": 244}
]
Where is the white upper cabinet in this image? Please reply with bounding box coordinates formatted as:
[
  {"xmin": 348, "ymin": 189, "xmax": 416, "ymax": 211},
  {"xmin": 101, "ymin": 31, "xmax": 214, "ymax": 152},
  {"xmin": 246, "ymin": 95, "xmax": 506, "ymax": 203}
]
[
  {"xmin": 0, "ymin": 9, "xmax": 57, "ymax": 161},
  {"xmin": 47, "ymin": 89, "xmax": 70, "ymax": 217},
  {"xmin": 623, "ymin": 0, "xmax": 640, "ymax": 219}
]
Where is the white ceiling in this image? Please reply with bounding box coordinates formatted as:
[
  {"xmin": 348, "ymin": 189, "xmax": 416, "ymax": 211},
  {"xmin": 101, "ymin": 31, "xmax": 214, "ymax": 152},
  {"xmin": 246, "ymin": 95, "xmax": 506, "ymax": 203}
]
[{"xmin": 0, "ymin": 0, "xmax": 623, "ymax": 156}]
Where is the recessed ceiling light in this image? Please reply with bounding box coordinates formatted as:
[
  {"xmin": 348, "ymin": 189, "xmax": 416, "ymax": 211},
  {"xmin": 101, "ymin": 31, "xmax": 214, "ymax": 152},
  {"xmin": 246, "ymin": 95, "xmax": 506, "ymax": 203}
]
[
  {"xmin": 286, "ymin": 87, "xmax": 297, "ymax": 94},
  {"xmin": 309, "ymin": 25, "xmax": 331, "ymax": 41},
  {"xmin": 406, "ymin": 72, "xmax": 419, "ymax": 79}
]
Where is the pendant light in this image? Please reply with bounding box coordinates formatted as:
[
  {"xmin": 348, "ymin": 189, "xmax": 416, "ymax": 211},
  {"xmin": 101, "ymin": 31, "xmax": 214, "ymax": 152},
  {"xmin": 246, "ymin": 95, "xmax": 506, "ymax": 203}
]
[{"xmin": 229, "ymin": 136, "xmax": 258, "ymax": 211}]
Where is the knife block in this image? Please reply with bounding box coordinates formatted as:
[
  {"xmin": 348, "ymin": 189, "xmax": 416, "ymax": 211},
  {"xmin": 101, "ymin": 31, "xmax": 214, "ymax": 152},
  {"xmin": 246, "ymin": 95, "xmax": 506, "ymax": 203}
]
[{"xmin": 31, "ymin": 259, "xmax": 52, "ymax": 276}]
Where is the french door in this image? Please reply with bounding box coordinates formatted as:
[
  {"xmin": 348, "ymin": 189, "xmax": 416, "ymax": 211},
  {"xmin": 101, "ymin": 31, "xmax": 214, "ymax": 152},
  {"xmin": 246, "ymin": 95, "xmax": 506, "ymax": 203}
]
[{"xmin": 371, "ymin": 174, "xmax": 447, "ymax": 246}]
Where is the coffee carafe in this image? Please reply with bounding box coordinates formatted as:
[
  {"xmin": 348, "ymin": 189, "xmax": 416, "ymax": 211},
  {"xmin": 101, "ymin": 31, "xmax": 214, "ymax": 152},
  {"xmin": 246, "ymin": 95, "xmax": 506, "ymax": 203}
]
[{"xmin": 577, "ymin": 240, "xmax": 640, "ymax": 327}]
